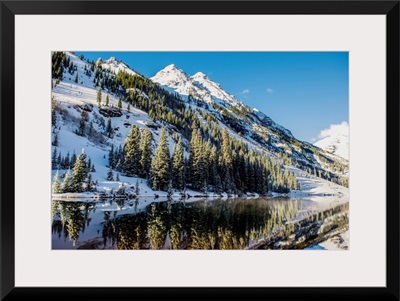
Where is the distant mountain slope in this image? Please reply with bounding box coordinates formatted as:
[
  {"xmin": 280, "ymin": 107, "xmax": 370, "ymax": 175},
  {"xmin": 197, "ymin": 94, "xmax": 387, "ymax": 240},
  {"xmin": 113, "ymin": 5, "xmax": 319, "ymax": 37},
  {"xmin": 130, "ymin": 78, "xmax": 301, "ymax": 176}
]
[
  {"xmin": 314, "ymin": 122, "xmax": 349, "ymax": 160},
  {"xmin": 151, "ymin": 65, "xmax": 295, "ymax": 137},
  {"xmin": 151, "ymin": 64, "xmax": 348, "ymax": 184}
]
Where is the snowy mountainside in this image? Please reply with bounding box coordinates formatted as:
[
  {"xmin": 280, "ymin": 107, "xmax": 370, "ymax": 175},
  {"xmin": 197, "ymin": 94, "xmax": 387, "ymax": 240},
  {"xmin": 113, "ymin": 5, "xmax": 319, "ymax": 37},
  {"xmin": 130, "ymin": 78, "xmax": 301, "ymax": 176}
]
[
  {"xmin": 151, "ymin": 64, "xmax": 348, "ymax": 184},
  {"xmin": 314, "ymin": 122, "xmax": 349, "ymax": 160},
  {"xmin": 51, "ymin": 51, "xmax": 349, "ymax": 199},
  {"xmin": 152, "ymin": 65, "xmax": 295, "ymax": 140},
  {"xmin": 52, "ymin": 52, "xmax": 180, "ymax": 198}
]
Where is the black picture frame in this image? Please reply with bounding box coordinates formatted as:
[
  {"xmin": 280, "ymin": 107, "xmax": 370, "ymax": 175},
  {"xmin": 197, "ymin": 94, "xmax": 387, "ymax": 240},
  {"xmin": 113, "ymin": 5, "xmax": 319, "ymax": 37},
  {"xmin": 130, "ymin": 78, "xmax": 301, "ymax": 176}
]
[{"xmin": 1, "ymin": 1, "xmax": 399, "ymax": 300}]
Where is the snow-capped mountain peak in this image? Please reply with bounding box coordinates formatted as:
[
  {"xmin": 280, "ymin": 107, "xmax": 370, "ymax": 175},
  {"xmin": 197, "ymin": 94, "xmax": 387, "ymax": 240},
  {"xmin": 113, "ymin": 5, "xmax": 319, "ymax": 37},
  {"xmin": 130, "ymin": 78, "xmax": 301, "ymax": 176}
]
[
  {"xmin": 152, "ymin": 64, "xmax": 241, "ymax": 107},
  {"xmin": 191, "ymin": 71, "xmax": 208, "ymax": 80},
  {"xmin": 150, "ymin": 64, "xmax": 190, "ymax": 88},
  {"xmin": 105, "ymin": 56, "xmax": 118, "ymax": 63},
  {"xmin": 155, "ymin": 64, "xmax": 184, "ymax": 75},
  {"xmin": 151, "ymin": 64, "xmax": 295, "ymax": 138},
  {"xmin": 163, "ymin": 63, "xmax": 179, "ymax": 71},
  {"xmin": 99, "ymin": 57, "xmax": 136, "ymax": 76},
  {"xmin": 314, "ymin": 121, "xmax": 349, "ymax": 160}
]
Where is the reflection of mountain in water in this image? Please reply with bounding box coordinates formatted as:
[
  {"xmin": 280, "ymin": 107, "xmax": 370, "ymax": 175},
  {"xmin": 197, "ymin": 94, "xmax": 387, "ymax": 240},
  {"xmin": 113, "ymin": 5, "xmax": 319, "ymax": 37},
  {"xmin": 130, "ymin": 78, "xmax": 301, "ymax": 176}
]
[{"xmin": 52, "ymin": 198, "xmax": 348, "ymax": 250}]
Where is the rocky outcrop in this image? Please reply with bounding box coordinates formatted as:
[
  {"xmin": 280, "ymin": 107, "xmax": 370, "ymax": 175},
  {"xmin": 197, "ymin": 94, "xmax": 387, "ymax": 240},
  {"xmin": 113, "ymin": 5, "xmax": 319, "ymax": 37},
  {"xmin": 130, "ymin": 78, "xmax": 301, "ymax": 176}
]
[
  {"xmin": 99, "ymin": 106, "xmax": 123, "ymax": 117},
  {"xmin": 78, "ymin": 103, "xmax": 93, "ymax": 112}
]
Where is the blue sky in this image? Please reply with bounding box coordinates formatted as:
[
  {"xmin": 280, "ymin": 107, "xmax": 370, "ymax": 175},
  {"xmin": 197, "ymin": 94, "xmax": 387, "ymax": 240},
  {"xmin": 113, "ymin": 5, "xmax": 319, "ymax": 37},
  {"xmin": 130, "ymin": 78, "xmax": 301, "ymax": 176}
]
[{"xmin": 75, "ymin": 51, "xmax": 348, "ymax": 143}]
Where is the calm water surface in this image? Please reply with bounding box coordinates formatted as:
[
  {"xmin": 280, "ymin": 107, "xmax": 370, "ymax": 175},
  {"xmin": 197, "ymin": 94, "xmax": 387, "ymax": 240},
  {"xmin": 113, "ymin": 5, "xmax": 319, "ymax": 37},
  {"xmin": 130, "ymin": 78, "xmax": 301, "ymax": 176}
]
[{"xmin": 52, "ymin": 197, "xmax": 347, "ymax": 250}]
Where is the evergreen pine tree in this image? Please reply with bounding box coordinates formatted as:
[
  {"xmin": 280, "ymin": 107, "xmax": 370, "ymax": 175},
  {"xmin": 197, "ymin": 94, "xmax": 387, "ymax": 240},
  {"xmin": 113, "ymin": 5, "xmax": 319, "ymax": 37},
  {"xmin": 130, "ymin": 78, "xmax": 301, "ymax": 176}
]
[
  {"xmin": 68, "ymin": 61, "xmax": 74, "ymax": 73},
  {"xmin": 74, "ymin": 72, "xmax": 78, "ymax": 83},
  {"xmin": 200, "ymin": 140, "xmax": 211, "ymax": 188},
  {"xmin": 107, "ymin": 166, "xmax": 114, "ymax": 181},
  {"xmin": 51, "ymin": 109, "xmax": 57, "ymax": 127},
  {"xmin": 222, "ymin": 127, "xmax": 233, "ymax": 168},
  {"xmin": 172, "ymin": 138, "xmax": 185, "ymax": 191},
  {"xmin": 57, "ymin": 152, "xmax": 62, "ymax": 169},
  {"xmin": 221, "ymin": 127, "xmax": 234, "ymax": 192},
  {"xmin": 167, "ymin": 180, "xmax": 173, "ymax": 198},
  {"xmin": 214, "ymin": 172, "xmax": 222, "ymax": 195},
  {"xmin": 150, "ymin": 127, "xmax": 171, "ymax": 191},
  {"xmin": 72, "ymin": 149, "xmax": 88, "ymax": 192},
  {"xmin": 70, "ymin": 151, "xmax": 77, "ymax": 168},
  {"xmin": 117, "ymin": 98, "xmax": 122, "ymax": 110},
  {"xmin": 127, "ymin": 103, "xmax": 130, "ymax": 113},
  {"xmin": 52, "ymin": 131, "xmax": 59, "ymax": 147},
  {"xmin": 187, "ymin": 127, "xmax": 200, "ymax": 188},
  {"xmin": 116, "ymin": 172, "xmax": 120, "ymax": 181},
  {"xmin": 52, "ymin": 171, "xmax": 63, "ymax": 194},
  {"xmin": 96, "ymin": 87, "xmax": 102, "ymax": 107},
  {"xmin": 124, "ymin": 125, "xmax": 141, "ymax": 176},
  {"xmin": 117, "ymin": 145, "xmax": 124, "ymax": 165},
  {"xmin": 106, "ymin": 117, "xmax": 113, "ymax": 138},
  {"xmin": 108, "ymin": 145, "xmax": 115, "ymax": 168},
  {"xmin": 62, "ymin": 169, "xmax": 74, "ymax": 192},
  {"xmin": 78, "ymin": 110, "xmax": 86, "ymax": 136},
  {"xmin": 86, "ymin": 173, "xmax": 93, "ymax": 192},
  {"xmin": 208, "ymin": 145, "xmax": 219, "ymax": 187},
  {"xmin": 52, "ymin": 148, "xmax": 58, "ymax": 170},
  {"xmin": 89, "ymin": 121, "xmax": 94, "ymax": 135},
  {"xmin": 63, "ymin": 152, "xmax": 70, "ymax": 169},
  {"xmin": 139, "ymin": 128, "xmax": 152, "ymax": 178},
  {"xmin": 106, "ymin": 94, "xmax": 109, "ymax": 106},
  {"xmin": 87, "ymin": 157, "xmax": 92, "ymax": 174}
]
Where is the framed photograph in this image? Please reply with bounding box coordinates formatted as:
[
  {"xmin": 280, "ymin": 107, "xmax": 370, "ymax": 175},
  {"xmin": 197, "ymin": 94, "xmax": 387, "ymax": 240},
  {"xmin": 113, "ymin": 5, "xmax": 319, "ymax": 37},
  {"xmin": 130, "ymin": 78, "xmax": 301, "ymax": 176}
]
[{"xmin": 2, "ymin": 0, "xmax": 399, "ymax": 300}]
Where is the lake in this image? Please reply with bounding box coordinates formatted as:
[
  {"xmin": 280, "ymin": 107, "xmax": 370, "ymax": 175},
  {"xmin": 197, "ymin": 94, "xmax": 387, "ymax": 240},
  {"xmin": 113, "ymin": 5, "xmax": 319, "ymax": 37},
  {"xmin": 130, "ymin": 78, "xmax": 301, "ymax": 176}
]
[{"xmin": 52, "ymin": 197, "xmax": 349, "ymax": 250}]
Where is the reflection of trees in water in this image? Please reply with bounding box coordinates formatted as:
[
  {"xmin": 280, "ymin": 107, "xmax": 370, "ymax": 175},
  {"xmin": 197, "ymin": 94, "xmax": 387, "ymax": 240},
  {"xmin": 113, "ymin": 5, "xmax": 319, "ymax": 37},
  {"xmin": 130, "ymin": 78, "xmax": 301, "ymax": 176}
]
[
  {"xmin": 117, "ymin": 213, "xmax": 147, "ymax": 250},
  {"xmin": 102, "ymin": 211, "xmax": 114, "ymax": 248},
  {"xmin": 115, "ymin": 199, "xmax": 300, "ymax": 250},
  {"xmin": 52, "ymin": 201, "xmax": 91, "ymax": 246},
  {"xmin": 147, "ymin": 202, "xmax": 169, "ymax": 250},
  {"xmin": 169, "ymin": 202, "xmax": 185, "ymax": 249},
  {"xmin": 185, "ymin": 199, "xmax": 300, "ymax": 250},
  {"xmin": 52, "ymin": 198, "xmax": 302, "ymax": 249}
]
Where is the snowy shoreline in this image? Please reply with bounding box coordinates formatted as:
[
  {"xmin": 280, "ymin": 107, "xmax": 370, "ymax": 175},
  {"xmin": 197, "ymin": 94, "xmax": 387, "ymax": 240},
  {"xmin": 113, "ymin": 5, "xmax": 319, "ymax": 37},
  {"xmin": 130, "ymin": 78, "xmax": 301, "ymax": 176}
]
[{"xmin": 52, "ymin": 164, "xmax": 350, "ymax": 251}]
